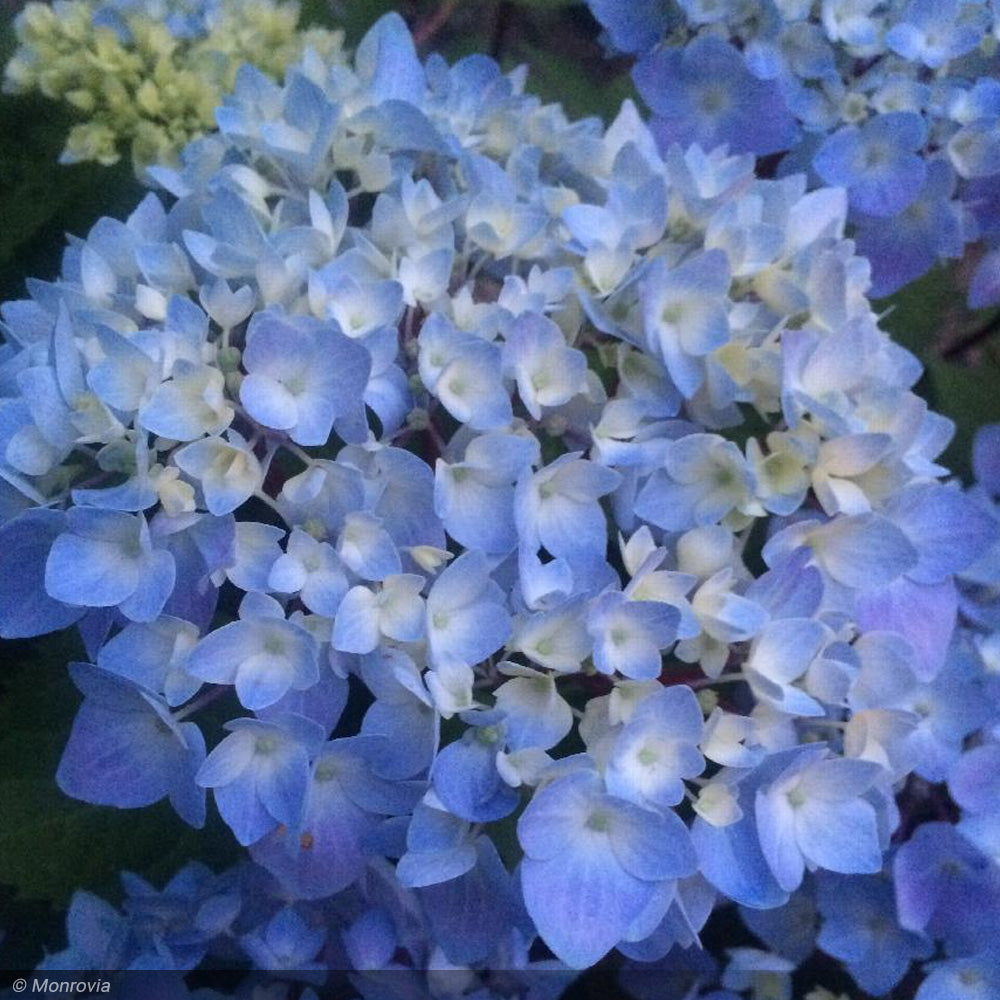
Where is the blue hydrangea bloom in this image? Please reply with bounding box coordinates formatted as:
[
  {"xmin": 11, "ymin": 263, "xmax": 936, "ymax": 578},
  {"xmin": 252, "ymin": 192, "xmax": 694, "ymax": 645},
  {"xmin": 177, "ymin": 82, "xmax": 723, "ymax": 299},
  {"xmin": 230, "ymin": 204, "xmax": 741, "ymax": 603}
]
[
  {"xmin": 814, "ymin": 112, "xmax": 928, "ymax": 217},
  {"xmin": 518, "ymin": 770, "xmax": 697, "ymax": 968},
  {"xmin": 586, "ymin": 0, "xmax": 1000, "ymax": 299},
  {"xmin": 56, "ymin": 662, "xmax": 206, "ymax": 826},
  {"xmin": 2, "ymin": 9, "xmax": 998, "ymax": 989},
  {"xmin": 196, "ymin": 715, "xmax": 324, "ymax": 845},
  {"xmin": 634, "ymin": 36, "xmax": 800, "ymax": 156}
]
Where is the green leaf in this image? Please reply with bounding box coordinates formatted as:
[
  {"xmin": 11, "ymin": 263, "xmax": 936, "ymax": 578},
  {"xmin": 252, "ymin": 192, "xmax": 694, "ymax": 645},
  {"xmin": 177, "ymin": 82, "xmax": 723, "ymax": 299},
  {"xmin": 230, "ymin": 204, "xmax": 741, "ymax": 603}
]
[
  {"xmin": 0, "ymin": 90, "xmax": 146, "ymax": 301},
  {"xmin": 299, "ymin": 0, "xmax": 341, "ymax": 29},
  {"xmin": 0, "ymin": 96, "xmax": 77, "ymax": 265},
  {"xmin": 0, "ymin": 635, "xmax": 238, "ymax": 908},
  {"xmin": 875, "ymin": 265, "xmax": 956, "ymax": 361},
  {"xmin": 324, "ymin": 0, "xmax": 401, "ymax": 42},
  {"xmin": 504, "ymin": 43, "xmax": 634, "ymax": 122},
  {"xmin": 0, "ymin": 17, "xmax": 17, "ymax": 67},
  {"xmin": 926, "ymin": 356, "xmax": 1000, "ymax": 483},
  {"xmin": 873, "ymin": 263, "xmax": 1000, "ymax": 482}
]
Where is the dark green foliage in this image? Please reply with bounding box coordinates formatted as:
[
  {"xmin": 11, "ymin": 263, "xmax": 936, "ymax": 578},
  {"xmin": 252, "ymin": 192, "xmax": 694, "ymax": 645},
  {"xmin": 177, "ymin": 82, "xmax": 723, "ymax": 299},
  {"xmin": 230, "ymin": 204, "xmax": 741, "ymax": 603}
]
[
  {"xmin": 878, "ymin": 267, "xmax": 1000, "ymax": 482},
  {"xmin": 0, "ymin": 636, "xmax": 240, "ymax": 968}
]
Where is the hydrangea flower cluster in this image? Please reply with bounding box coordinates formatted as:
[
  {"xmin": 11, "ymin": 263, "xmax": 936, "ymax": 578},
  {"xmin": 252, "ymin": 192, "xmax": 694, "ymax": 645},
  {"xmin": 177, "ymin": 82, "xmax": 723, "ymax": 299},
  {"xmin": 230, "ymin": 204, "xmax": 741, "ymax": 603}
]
[
  {"xmin": 1, "ymin": 11, "xmax": 997, "ymax": 991},
  {"xmin": 3, "ymin": 0, "xmax": 344, "ymax": 173},
  {"xmin": 630, "ymin": 427, "xmax": 1000, "ymax": 999},
  {"xmin": 586, "ymin": 0, "xmax": 1000, "ymax": 303}
]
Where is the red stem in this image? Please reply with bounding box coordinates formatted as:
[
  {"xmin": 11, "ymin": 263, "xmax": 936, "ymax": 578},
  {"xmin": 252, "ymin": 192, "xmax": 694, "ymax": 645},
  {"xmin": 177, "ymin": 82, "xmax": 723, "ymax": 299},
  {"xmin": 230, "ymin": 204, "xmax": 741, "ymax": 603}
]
[{"xmin": 413, "ymin": 0, "xmax": 459, "ymax": 47}]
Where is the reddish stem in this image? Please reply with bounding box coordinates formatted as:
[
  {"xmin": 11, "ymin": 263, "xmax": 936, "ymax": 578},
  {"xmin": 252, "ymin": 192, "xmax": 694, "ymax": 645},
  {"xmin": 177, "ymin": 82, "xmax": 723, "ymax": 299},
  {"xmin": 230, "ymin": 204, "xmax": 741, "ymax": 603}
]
[{"xmin": 413, "ymin": 0, "xmax": 459, "ymax": 47}]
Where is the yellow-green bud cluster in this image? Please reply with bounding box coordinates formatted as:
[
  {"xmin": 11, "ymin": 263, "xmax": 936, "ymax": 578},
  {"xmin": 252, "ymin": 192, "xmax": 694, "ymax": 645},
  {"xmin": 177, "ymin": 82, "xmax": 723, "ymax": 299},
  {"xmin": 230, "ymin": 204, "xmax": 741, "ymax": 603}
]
[{"xmin": 3, "ymin": 0, "xmax": 345, "ymax": 175}]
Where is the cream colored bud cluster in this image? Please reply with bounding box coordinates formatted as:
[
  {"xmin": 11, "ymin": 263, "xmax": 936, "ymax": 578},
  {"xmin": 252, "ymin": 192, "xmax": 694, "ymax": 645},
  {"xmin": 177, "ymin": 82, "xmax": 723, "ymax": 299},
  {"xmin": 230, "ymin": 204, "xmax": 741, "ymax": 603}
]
[{"xmin": 3, "ymin": 0, "xmax": 345, "ymax": 175}]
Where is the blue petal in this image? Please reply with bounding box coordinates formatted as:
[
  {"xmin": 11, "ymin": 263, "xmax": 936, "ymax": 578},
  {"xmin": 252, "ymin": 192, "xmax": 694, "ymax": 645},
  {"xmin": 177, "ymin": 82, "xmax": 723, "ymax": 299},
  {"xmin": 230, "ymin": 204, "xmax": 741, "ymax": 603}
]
[
  {"xmin": 521, "ymin": 847, "xmax": 656, "ymax": 968},
  {"xmin": 355, "ymin": 12, "xmax": 426, "ymax": 104},
  {"xmin": 0, "ymin": 510, "xmax": 84, "ymax": 638},
  {"xmin": 432, "ymin": 737, "xmax": 519, "ymax": 823},
  {"xmin": 418, "ymin": 838, "xmax": 520, "ymax": 963}
]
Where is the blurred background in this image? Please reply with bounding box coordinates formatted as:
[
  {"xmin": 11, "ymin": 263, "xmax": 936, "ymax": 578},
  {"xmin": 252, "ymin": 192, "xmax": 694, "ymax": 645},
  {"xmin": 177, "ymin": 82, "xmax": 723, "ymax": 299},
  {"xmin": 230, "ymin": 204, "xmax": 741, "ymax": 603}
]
[{"xmin": 0, "ymin": 2, "xmax": 996, "ymax": 994}]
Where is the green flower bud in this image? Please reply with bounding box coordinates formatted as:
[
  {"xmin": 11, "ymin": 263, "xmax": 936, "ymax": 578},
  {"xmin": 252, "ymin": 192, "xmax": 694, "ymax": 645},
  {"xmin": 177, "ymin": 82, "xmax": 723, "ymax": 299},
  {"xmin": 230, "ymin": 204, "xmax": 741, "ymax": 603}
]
[
  {"xmin": 217, "ymin": 346, "xmax": 243, "ymax": 373},
  {"xmin": 6, "ymin": 0, "xmax": 346, "ymax": 175}
]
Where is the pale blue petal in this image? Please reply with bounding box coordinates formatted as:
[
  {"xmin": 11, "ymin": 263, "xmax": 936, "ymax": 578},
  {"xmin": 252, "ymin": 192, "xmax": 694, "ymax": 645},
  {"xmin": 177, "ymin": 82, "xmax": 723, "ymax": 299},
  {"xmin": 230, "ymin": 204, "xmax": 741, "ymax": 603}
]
[
  {"xmin": 521, "ymin": 849, "xmax": 655, "ymax": 969},
  {"xmin": 797, "ymin": 797, "xmax": 882, "ymax": 874},
  {"xmin": 332, "ymin": 586, "xmax": 381, "ymax": 654}
]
